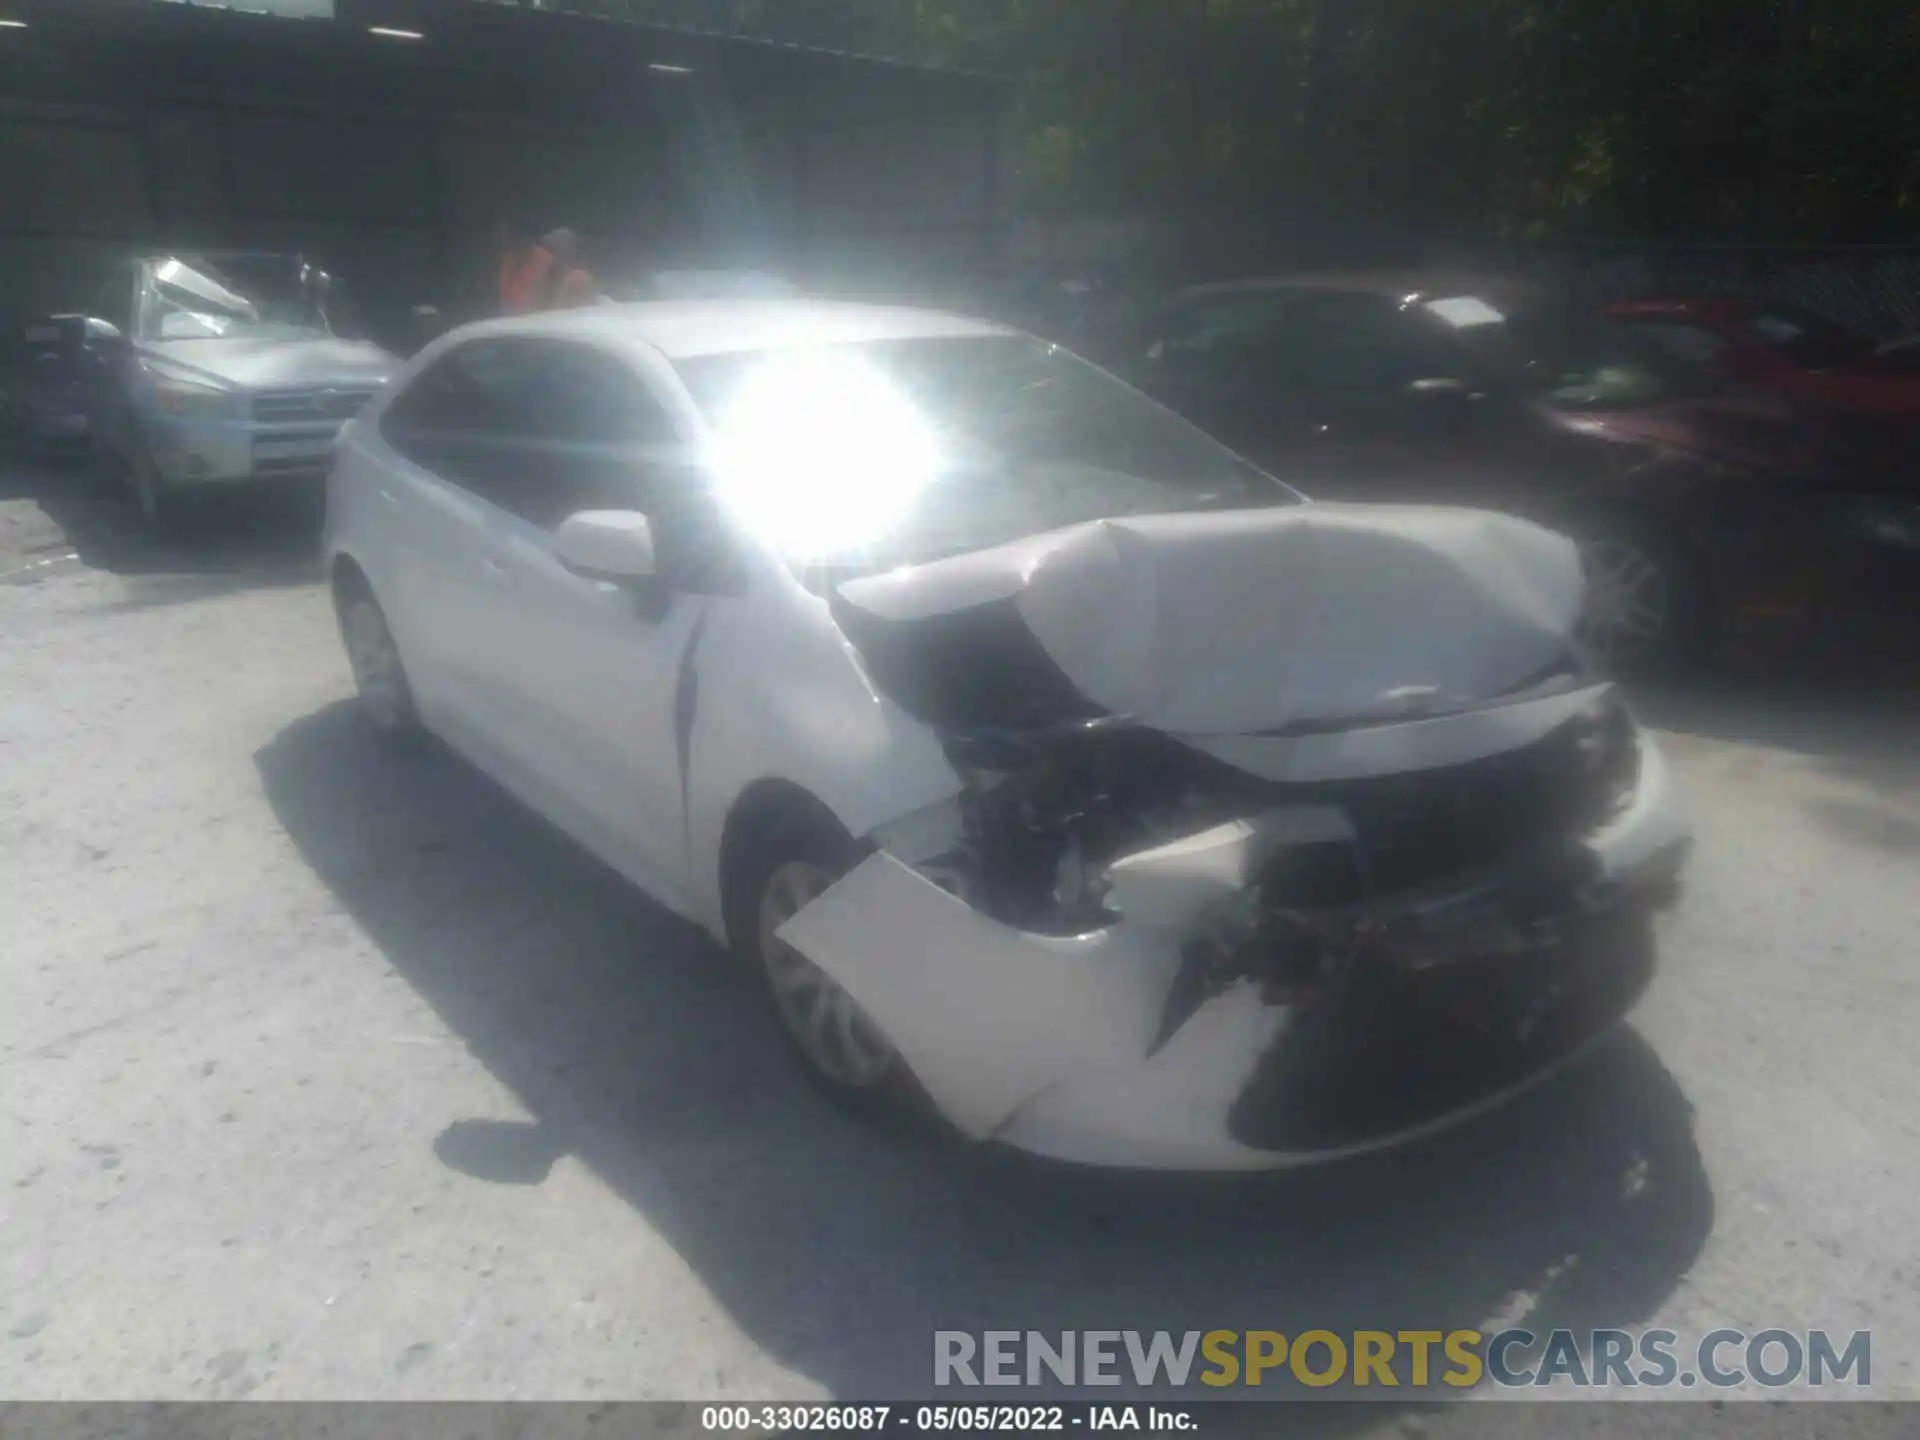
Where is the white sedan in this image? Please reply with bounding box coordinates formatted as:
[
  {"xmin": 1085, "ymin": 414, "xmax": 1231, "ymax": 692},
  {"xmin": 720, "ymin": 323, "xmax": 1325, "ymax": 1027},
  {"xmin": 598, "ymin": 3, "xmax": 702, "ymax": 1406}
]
[{"xmin": 323, "ymin": 300, "xmax": 1691, "ymax": 1169}]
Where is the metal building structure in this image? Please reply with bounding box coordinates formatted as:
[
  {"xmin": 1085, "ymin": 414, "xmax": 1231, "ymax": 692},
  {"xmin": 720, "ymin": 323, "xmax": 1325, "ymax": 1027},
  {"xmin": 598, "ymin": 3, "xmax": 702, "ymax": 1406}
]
[{"xmin": 0, "ymin": 0, "xmax": 1008, "ymax": 325}]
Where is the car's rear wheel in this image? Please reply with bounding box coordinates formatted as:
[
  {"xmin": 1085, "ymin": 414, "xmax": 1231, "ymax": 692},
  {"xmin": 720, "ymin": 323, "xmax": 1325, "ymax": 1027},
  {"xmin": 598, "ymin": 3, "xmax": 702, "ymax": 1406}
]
[
  {"xmin": 733, "ymin": 807, "xmax": 931, "ymax": 1123},
  {"xmin": 338, "ymin": 585, "xmax": 422, "ymax": 740}
]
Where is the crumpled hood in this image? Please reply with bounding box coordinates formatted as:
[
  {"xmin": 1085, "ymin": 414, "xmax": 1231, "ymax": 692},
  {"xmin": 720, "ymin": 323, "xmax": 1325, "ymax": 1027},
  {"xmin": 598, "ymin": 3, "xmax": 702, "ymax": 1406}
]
[
  {"xmin": 138, "ymin": 335, "xmax": 397, "ymax": 392},
  {"xmin": 834, "ymin": 504, "xmax": 1585, "ymax": 737}
]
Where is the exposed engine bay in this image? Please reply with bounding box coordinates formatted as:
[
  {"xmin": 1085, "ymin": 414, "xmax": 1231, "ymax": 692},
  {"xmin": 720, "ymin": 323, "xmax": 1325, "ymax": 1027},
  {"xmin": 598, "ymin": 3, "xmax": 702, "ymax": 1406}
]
[{"xmin": 913, "ymin": 688, "xmax": 1640, "ymax": 935}]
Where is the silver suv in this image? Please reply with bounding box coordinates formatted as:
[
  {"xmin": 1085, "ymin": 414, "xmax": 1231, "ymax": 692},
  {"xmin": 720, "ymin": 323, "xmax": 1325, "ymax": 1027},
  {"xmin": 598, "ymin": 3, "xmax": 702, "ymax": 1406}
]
[{"xmin": 79, "ymin": 252, "xmax": 398, "ymax": 527}]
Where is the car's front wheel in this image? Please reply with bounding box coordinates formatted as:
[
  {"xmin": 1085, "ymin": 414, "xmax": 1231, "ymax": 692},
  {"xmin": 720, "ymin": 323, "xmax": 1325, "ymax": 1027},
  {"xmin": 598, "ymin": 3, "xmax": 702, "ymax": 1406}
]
[
  {"xmin": 735, "ymin": 807, "xmax": 929, "ymax": 1121},
  {"xmin": 123, "ymin": 434, "xmax": 182, "ymax": 534}
]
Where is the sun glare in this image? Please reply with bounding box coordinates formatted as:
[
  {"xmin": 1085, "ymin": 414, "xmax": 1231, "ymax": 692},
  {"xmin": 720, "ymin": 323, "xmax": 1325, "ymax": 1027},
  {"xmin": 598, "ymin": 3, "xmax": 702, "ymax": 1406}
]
[{"xmin": 708, "ymin": 350, "xmax": 940, "ymax": 562}]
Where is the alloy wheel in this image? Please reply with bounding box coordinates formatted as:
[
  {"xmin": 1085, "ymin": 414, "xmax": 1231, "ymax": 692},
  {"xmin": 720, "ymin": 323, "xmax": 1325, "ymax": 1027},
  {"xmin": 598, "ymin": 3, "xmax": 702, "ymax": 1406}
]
[
  {"xmin": 1578, "ymin": 535, "xmax": 1674, "ymax": 668},
  {"xmin": 757, "ymin": 860, "xmax": 897, "ymax": 1089}
]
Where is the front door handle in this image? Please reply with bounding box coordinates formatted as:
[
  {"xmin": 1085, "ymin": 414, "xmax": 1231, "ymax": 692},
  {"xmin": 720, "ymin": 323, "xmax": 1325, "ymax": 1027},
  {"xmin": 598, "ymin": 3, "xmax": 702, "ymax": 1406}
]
[{"xmin": 481, "ymin": 556, "xmax": 509, "ymax": 582}]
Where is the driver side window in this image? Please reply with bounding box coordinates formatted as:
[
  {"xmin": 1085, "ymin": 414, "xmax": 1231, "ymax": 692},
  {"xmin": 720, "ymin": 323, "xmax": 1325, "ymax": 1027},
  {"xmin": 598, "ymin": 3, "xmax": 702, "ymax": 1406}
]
[{"xmin": 1144, "ymin": 294, "xmax": 1292, "ymax": 381}]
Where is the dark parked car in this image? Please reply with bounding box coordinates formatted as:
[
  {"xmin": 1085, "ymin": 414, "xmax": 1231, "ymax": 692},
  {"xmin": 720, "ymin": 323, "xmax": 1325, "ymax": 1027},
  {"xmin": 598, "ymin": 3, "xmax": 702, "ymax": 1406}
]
[
  {"xmin": 995, "ymin": 261, "xmax": 1145, "ymax": 355},
  {"xmin": 1114, "ymin": 273, "xmax": 1920, "ymax": 669},
  {"xmin": 0, "ymin": 315, "xmax": 92, "ymax": 455},
  {"xmin": 1608, "ymin": 295, "xmax": 1920, "ymax": 421}
]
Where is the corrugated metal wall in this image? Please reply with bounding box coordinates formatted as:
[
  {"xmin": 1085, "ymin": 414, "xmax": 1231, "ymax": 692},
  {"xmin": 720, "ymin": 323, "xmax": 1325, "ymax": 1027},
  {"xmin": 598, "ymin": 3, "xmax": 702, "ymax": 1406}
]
[{"xmin": 0, "ymin": 2, "xmax": 1005, "ymax": 327}]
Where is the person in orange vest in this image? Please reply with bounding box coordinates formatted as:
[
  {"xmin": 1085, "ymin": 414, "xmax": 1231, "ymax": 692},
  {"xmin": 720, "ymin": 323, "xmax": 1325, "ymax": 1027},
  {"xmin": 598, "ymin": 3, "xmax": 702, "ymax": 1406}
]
[
  {"xmin": 498, "ymin": 220, "xmax": 556, "ymax": 316},
  {"xmin": 540, "ymin": 229, "xmax": 604, "ymax": 309}
]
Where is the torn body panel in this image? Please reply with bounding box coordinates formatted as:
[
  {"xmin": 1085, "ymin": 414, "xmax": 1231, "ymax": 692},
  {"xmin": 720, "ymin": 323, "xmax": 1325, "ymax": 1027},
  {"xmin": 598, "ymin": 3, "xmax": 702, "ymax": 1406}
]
[
  {"xmin": 681, "ymin": 578, "xmax": 962, "ymax": 940},
  {"xmin": 774, "ymin": 854, "xmax": 1184, "ymax": 1139},
  {"xmin": 718, "ymin": 499, "xmax": 1684, "ymax": 1167},
  {"xmin": 778, "ymin": 714, "xmax": 1686, "ymax": 1169}
]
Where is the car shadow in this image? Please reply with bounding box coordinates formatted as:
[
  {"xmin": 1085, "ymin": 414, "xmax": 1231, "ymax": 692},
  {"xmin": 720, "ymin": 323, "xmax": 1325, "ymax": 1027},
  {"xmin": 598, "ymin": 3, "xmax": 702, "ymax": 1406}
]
[
  {"xmin": 254, "ymin": 702, "xmax": 1713, "ymax": 1419},
  {"xmin": 0, "ymin": 448, "xmax": 321, "ymax": 603}
]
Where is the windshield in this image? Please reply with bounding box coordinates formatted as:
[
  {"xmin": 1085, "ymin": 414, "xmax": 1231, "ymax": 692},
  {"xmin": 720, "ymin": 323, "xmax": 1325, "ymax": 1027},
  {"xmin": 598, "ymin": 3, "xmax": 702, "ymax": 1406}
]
[
  {"xmin": 674, "ymin": 335, "xmax": 1290, "ymax": 571},
  {"xmin": 138, "ymin": 255, "xmax": 333, "ymax": 343},
  {"xmin": 1424, "ymin": 295, "xmax": 1720, "ymax": 410}
]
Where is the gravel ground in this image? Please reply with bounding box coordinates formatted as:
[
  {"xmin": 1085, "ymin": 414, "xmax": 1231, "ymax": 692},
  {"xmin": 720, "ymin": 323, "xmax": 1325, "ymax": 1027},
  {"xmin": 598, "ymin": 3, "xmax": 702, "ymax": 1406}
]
[{"xmin": 2, "ymin": 456, "xmax": 1918, "ymax": 1432}]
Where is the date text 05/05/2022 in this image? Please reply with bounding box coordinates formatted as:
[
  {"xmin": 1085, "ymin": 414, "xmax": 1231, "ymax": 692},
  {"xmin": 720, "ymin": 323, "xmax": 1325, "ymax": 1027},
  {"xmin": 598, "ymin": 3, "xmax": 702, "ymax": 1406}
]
[{"xmin": 700, "ymin": 1405, "xmax": 1196, "ymax": 1433}]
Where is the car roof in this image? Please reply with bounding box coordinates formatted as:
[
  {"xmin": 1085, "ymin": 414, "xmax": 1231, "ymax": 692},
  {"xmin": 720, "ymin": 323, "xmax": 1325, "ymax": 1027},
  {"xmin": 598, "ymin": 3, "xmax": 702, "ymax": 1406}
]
[
  {"xmin": 454, "ymin": 299, "xmax": 1018, "ymax": 360},
  {"xmin": 1165, "ymin": 271, "xmax": 1546, "ymax": 311}
]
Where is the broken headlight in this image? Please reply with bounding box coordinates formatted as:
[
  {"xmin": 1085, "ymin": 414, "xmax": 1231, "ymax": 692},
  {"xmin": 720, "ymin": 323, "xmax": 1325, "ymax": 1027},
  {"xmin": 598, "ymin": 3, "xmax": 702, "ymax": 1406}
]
[
  {"xmin": 920, "ymin": 691, "xmax": 1641, "ymax": 935},
  {"xmin": 931, "ymin": 721, "xmax": 1260, "ymax": 934},
  {"xmin": 1563, "ymin": 690, "xmax": 1641, "ymax": 821}
]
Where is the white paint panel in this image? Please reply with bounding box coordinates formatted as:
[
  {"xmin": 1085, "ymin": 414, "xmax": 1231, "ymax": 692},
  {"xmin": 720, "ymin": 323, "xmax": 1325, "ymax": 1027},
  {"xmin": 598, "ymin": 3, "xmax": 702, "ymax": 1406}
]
[
  {"xmin": 838, "ymin": 503, "xmax": 1587, "ymax": 738},
  {"xmin": 775, "ymin": 854, "xmax": 1182, "ymax": 1139}
]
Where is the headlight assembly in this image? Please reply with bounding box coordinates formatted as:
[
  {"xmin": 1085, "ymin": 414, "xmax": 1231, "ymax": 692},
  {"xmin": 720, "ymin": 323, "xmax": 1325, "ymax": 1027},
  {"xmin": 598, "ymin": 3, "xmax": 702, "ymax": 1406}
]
[
  {"xmin": 1563, "ymin": 690, "xmax": 1642, "ymax": 820},
  {"xmin": 151, "ymin": 376, "xmax": 233, "ymax": 418}
]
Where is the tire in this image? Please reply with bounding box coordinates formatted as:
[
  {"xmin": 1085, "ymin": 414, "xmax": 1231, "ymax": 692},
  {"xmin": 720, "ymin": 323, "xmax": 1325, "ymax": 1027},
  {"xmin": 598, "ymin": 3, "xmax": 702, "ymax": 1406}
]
[
  {"xmin": 731, "ymin": 804, "xmax": 936, "ymax": 1127},
  {"xmin": 126, "ymin": 435, "xmax": 181, "ymax": 535},
  {"xmin": 85, "ymin": 424, "xmax": 122, "ymax": 491},
  {"xmin": 336, "ymin": 582, "xmax": 424, "ymax": 742},
  {"xmin": 1572, "ymin": 521, "xmax": 1706, "ymax": 673}
]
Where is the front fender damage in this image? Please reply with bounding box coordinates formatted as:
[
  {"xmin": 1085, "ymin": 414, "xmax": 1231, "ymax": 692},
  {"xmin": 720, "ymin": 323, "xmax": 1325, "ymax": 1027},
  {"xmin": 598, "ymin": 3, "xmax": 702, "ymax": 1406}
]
[
  {"xmin": 774, "ymin": 719, "xmax": 1690, "ymax": 1170},
  {"xmin": 773, "ymin": 853, "xmax": 1185, "ymax": 1140},
  {"xmin": 780, "ymin": 505, "xmax": 1689, "ymax": 1168}
]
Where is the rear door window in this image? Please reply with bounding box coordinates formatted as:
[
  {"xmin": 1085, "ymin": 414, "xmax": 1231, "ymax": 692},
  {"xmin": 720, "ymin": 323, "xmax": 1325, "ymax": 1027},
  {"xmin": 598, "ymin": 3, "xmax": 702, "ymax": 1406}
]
[
  {"xmin": 1274, "ymin": 293, "xmax": 1473, "ymax": 399},
  {"xmin": 90, "ymin": 264, "xmax": 139, "ymax": 336},
  {"xmin": 1143, "ymin": 292, "xmax": 1294, "ymax": 381}
]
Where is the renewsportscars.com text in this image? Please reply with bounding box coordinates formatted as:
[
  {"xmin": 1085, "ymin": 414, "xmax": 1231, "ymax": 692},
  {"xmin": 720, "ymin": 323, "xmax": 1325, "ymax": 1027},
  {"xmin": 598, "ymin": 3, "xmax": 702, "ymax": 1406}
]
[{"xmin": 933, "ymin": 1328, "xmax": 1871, "ymax": 1391}]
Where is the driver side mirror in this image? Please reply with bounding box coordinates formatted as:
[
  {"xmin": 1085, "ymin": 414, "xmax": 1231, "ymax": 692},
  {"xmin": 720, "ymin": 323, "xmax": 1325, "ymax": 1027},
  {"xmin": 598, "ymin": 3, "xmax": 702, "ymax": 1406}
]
[
  {"xmin": 553, "ymin": 509, "xmax": 657, "ymax": 583},
  {"xmin": 84, "ymin": 318, "xmax": 124, "ymax": 345}
]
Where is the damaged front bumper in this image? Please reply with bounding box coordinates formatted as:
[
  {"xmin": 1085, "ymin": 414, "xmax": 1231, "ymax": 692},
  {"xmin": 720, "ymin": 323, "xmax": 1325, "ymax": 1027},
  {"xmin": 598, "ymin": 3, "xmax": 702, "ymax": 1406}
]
[{"xmin": 776, "ymin": 728, "xmax": 1689, "ymax": 1171}]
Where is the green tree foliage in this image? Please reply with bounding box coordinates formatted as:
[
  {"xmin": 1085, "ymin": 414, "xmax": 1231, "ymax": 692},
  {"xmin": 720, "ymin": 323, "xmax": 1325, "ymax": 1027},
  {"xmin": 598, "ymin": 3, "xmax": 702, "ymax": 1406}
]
[{"xmin": 537, "ymin": 0, "xmax": 1920, "ymax": 240}]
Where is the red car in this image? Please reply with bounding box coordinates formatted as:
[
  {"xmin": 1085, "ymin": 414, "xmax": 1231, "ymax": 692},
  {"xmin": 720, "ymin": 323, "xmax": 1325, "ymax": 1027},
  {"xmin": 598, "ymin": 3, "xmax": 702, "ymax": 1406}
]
[
  {"xmin": 1607, "ymin": 296, "xmax": 1920, "ymax": 419},
  {"xmin": 1114, "ymin": 275, "xmax": 1920, "ymax": 672}
]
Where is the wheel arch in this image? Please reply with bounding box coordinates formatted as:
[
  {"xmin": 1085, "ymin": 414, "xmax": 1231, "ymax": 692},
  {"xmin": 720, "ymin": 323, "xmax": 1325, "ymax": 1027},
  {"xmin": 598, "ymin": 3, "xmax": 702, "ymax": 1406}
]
[
  {"xmin": 330, "ymin": 551, "xmax": 373, "ymax": 603},
  {"xmin": 716, "ymin": 778, "xmax": 860, "ymax": 954}
]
